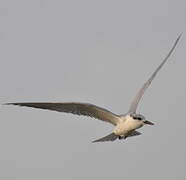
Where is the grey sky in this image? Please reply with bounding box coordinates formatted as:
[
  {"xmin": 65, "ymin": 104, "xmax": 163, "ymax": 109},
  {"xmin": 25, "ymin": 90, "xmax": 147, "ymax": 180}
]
[{"xmin": 0, "ymin": 0, "xmax": 185, "ymax": 179}]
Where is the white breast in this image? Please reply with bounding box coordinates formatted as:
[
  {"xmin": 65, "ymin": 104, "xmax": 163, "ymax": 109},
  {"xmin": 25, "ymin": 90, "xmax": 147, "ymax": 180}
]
[{"xmin": 113, "ymin": 115, "xmax": 143, "ymax": 136}]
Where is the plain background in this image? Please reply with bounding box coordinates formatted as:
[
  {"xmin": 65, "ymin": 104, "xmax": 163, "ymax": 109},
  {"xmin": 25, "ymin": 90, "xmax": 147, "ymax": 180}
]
[{"xmin": 0, "ymin": 0, "xmax": 185, "ymax": 179}]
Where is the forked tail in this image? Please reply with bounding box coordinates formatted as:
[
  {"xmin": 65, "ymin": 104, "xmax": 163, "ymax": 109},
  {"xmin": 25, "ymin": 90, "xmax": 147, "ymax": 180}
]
[{"xmin": 92, "ymin": 133, "xmax": 118, "ymax": 143}]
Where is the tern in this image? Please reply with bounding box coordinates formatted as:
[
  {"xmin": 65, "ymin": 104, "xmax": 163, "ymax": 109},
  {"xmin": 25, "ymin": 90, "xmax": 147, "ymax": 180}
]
[{"xmin": 5, "ymin": 35, "xmax": 181, "ymax": 142}]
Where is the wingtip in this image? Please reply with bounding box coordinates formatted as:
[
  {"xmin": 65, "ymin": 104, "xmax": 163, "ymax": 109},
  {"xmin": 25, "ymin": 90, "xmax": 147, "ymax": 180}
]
[
  {"xmin": 92, "ymin": 139, "xmax": 99, "ymax": 143},
  {"xmin": 2, "ymin": 103, "xmax": 11, "ymax": 105},
  {"xmin": 177, "ymin": 33, "xmax": 183, "ymax": 41},
  {"xmin": 179, "ymin": 32, "xmax": 183, "ymax": 37},
  {"xmin": 2, "ymin": 103, "xmax": 19, "ymax": 106}
]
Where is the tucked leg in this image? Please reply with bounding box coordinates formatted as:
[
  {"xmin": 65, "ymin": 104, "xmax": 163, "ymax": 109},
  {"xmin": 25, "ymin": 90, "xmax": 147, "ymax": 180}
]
[{"xmin": 118, "ymin": 136, "xmax": 126, "ymax": 140}]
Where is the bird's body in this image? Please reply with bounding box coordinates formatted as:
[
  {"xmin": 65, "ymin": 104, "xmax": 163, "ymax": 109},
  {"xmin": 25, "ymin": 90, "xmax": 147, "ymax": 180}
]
[
  {"xmin": 5, "ymin": 34, "xmax": 182, "ymax": 142},
  {"xmin": 114, "ymin": 115, "xmax": 144, "ymax": 136}
]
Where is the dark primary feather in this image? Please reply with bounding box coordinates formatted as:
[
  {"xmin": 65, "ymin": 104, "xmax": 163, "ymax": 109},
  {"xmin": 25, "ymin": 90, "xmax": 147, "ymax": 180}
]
[
  {"xmin": 5, "ymin": 102, "xmax": 119, "ymax": 125},
  {"xmin": 92, "ymin": 133, "xmax": 118, "ymax": 143},
  {"xmin": 128, "ymin": 34, "xmax": 182, "ymax": 113}
]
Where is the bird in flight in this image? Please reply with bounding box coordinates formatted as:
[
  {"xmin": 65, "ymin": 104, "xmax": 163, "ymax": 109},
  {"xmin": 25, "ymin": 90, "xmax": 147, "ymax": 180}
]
[{"xmin": 5, "ymin": 35, "xmax": 181, "ymax": 142}]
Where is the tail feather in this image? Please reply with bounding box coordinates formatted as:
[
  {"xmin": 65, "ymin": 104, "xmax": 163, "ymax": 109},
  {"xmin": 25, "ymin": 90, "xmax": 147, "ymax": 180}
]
[{"xmin": 92, "ymin": 133, "xmax": 118, "ymax": 143}]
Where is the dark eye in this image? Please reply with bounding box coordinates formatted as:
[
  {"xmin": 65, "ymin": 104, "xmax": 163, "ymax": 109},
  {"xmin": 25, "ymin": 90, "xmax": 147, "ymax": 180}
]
[{"xmin": 137, "ymin": 117, "xmax": 142, "ymax": 120}]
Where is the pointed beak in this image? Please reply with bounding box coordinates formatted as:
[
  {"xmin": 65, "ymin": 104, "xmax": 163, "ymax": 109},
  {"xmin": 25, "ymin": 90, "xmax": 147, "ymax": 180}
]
[{"xmin": 144, "ymin": 120, "xmax": 154, "ymax": 125}]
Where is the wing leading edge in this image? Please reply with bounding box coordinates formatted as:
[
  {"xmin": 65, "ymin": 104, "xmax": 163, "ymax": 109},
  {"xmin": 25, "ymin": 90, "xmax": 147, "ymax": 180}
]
[
  {"xmin": 5, "ymin": 102, "xmax": 120, "ymax": 125},
  {"xmin": 128, "ymin": 34, "xmax": 182, "ymax": 113}
]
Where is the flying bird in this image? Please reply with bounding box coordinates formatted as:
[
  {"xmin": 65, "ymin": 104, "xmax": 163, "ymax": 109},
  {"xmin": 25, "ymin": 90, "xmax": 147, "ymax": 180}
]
[{"xmin": 5, "ymin": 35, "xmax": 181, "ymax": 142}]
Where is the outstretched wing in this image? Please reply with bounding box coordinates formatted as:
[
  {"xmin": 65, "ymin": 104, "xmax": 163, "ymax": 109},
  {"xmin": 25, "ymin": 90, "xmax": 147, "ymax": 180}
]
[
  {"xmin": 128, "ymin": 34, "xmax": 181, "ymax": 113},
  {"xmin": 6, "ymin": 102, "xmax": 120, "ymax": 125}
]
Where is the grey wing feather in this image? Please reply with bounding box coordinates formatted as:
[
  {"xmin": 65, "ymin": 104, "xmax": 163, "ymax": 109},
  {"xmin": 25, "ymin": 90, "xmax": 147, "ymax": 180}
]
[
  {"xmin": 128, "ymin": 34, "xmax": 182, "ymax": 113},
  {"xmin": 5, "ymin": 102, "xmax": 120, "ymax": 125},
  {"xmin": 127, "ymin": 130, "xmax": 142, "ymax": 137},
  {"xmin": 92, "ymin": 133, "xmax": 118, "ymax": 143}
]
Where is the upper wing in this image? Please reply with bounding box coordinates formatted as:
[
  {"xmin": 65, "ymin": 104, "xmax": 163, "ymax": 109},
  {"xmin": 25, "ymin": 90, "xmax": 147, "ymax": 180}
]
[
  {"xmin": 6, "ymin": 102, "xmax": 120, "ymax": 125},
  {"xmin": 128, "ymin": 34, "xmax": 182, "ymax": 113}
]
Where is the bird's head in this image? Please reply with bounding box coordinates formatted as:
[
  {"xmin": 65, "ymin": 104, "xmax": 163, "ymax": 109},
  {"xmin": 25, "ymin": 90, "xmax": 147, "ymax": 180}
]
[{"xmin": 130, "ymin": 113, "xmax": 154, "ymax": 125}]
